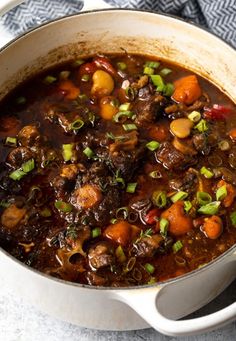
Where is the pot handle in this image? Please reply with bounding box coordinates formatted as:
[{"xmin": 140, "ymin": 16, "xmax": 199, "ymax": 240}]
[{"xmin": 116, "ymin": 284, "xmax": 236, "ymax": 337}]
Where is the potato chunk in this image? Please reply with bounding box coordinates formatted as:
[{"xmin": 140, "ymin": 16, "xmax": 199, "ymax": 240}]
[{"xmin": 1, "ymin": 204, "xmax": 26, "ymax": 229}]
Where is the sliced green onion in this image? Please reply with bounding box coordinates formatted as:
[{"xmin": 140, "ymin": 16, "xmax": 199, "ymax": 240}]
[
  {"xmin": 147, "ymin": 277, "xmax": 156, "ymax": 285},
  {"xmin": 62, "ymin": 144, "xmax": 73, "ymax": 162},
  {"xmin": 115, "ymin": 245, "xmax": 126, "ymax": 263},
  {"xmin": 143, "ymin": 66, "xmax": 154, "ymax": 75},
  {"xmin": 81, "ymin": 74, "xmax": 90, "ymax": 82},
  {"xmin": 163, "ymin": 83, "xmax": 174, "ymax": 96},
  {"xmin": 198, "ymin": 201, "xmax": 221, "ymax": 215},
  {"xmin": 146, "ymin": 141, "xmax": 160, "ymax": 151},
  {"xmin": 172, "ymin": 240, "xmax": 183, "ymax": 253},
  {"xmin": 119, "ymin": 102, "xmax": 130, "ymax": 111},
  {"xmin": 200, "ymin": 166, "xmax": 214, "ymax": 179},
  {"xmin": 88, "ymin": 112, "xmax": 96, "ymax": 126},
  {"xmin": 114, "ymin": 173, "xmax": 125, "ymax": 188},
  {"xmin": 70, "ymin": 118, "xmax": 84, "ymax": 131},
  {"xmin": 171, "ymin": 191, "xmax": 188, "ymax": 203},
  {"xmin": 72, "ymin": 59, "xmax": 85, "ymax": 67},
  {"xmin": 194, "ymin": 119, "xmax": 208, "ymax": 132},
  {"xmin": 160, "ymin": 218, "xmax": 169, "ymax": 237},
  {"xmin": 83, "ymin": 147, "xmax": 94, "ymax": 158},
  {"xmin": 145, "ymin": 263, "xmax": 155, "ymax": 274},
  {"xmin": 126, "ymin": 182, "xmax": 137, "ymax": 193},
  {"xmin": 78, "ymin": 94, "xmax": 88, "ymax": 102},
  {"xmin": 144, "ymin": 61, "xmax": 160, "ymax": 68},
  {"xmin": 184, "ymin": 201, "xmax": 192, "ymax": 213},
  {"xmin": 16, "ymin": 96, "xmax": 26, "ymax": 104},
  {"xmin": 122, "ymin": 123, "xmax": 137, "ymax": 132},
  {"xmin": 117, "ymin": 62, "xmax": 127, "ymax": 71},
  {"xmin": 40, "ymin": 208, "xmax": 52, "ymax": 217},
  {"xmin": 44, "ymin": 75, "xmax": 57, "ymax": 84},
  {"xmin": 125, "ymin": 87, "xmax": 136, "ymax": 101},
  {"xmin": 0, "ymin": 200, "xmax": 10, "ymax": 208},
  {"xmin": 218, "ymin": 140, "xmax": 230, "ymax": 151},
  {"xmin": 54, "ymin": 200, "xmax": 73, "ymax": 213},
  {"xmin": 150, "ymin": 74, "xmax": 165, "ymax": 91},
  {"xmin": 197, "ymin": 191, "xmax": 212, "ymax": 206},
  {"xmin": 9, "ymin": 169, "xmax": 26, "ymax": 181},
  {"xmin": 5, "ymin": 137, "xmax": 17, "ymax": 147},
  {"xmin": 216, "ymin": 185, "xmax": 227, "ymax": 201},
  {"xmin": 59, "ymin": 70, "xmax": 71, "ymax": 80},
  {"xmin": 92, "ymin": 227, "xmax": 101, "ymax": 238},
  {"xmin": 149, "ymin": 171, "xmax": 162, "ymax": 179},
  {"xmin": 116, "ymin": 207, "xmax": 129, "ymax": 220},
  {"xmin": 22, "ymin": 159, "xmax": 35, "ymax": 173},
  {"xmin": 160, "ymin": 68, "xmax": 172, "ymax": 76},
  {"xmin": 113, "ymin": 111, "xmax": 134, "ymax": 123},
  {"xmin": 188, "ymin": 111, "xmax": 201, "ymax": 123},
  {"xmin": 110, "ymin": 218, "xmax": 118, "ymax": 224},
  {"xmin": 230, "ymin": 211, "xmax": 236, "ymax": 226},
  {"xmin": 152, "ymin": 191, "xmax": 167, "ymax": 208}
]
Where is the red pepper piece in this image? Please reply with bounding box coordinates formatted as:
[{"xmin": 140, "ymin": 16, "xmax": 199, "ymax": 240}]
[
  {"xmin": 144, "ymin": 208, "xmax": 160, "ymax": 225},
  {"xmin": 78, "ymin": 62, "xmax": 97, "ymax": 76},
  {"xmin": 204, "ymin": 104, "xmax": 233, "ymax": 120},
  {"xmin": 93, "ymin": 56, "xmax": 117, "ymax": 76}
]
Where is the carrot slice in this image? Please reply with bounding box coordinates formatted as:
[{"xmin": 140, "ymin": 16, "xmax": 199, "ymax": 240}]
[
  {"xmin": 59, "ymin": 80, "xmax": 80, "ymax": 100},
  {"xmin": 172, "ymin": 75, "xmax": 202, "ymax": 105},
  {"xmin": 104, "ymin": 220, "xmax": 139, "ymax": 246},
  {"xmin": 202, "ymin": 215, "xmax": 223, "ymax": 239},
  {"xmin": 72, "ymin": 184, "xmax": 102, "ymax": 209}
]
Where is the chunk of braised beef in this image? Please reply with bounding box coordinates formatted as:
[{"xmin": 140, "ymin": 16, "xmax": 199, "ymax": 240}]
[
  {"xmin": 18, "ymin": 125, "xmax": 41, "ymax": 147},
  {"xmin": 86, "ymin": 271, "xmax": 108, "ymax": 286},
  {"xmin": 169, "ymin": 168, "xmax": 198, "ymax": 193},
  {"xmin": 88, "ymin": 242, "xmax": 114, "ymax": 270},
  {"xmin": 156, "ymin": 142, "xmax": 196, "ymax": 170},
  {"xmin": 51, "ymin": 175, "xmax": 75, "ymax": 196},
  {"xmin": 134, "ymin": 93, "xmax": 167, "ymax": 125},
  {"xmin": 192, "ymin": 133, "xmax": 211, "ymax": 155},
  {"xmin": 6, "ymin": 147, "xmax": 34, "ymax": 168},
  {"xmin": 133, "ymin": 234, "xmax": 163, "ymax": 258}
]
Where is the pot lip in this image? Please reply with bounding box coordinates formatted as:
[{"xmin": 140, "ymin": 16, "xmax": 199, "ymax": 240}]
[{"xmin": 0, "ymin": 8, "xmax": 235, "ymax": 291}]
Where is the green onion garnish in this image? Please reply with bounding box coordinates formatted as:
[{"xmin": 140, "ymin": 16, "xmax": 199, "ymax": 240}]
[
  {"xmin": 143, "ymin": 66, "xmax": 154, "ymax": 75},
  {"xmin": 119, "ymin": 102, "xmax": 130, "ymax": 111},
  {"xmin": 184, "ymin": 201, "xmax": 192, "ymax": 213},
  {"xmin": 81, "ymin": 74, "xmax": 90, "ymax": 82},
  {"xmin": 116, "ymin": 207, "xmax": 129, "ymax": 220},
  {"xmin": 200, "ymin": 166, "xmax": 214, "ymax": 179},
  {"xmin": 172, "ymin": 240, "xmax": 183, "ymax": 253},
  {"xmin": 146, "ymin": 141, "xmax": 160, "ymax": 151},
  {"xmin": 62, "ymin": 144, "xmax": 73, "ymax": 162},
  {"xmin": 126, "ymin": 182, "xmax": 137, "ymax": 193},
  {"xmin": 150, "ymin": 74, "xmax": 165, "ymax": 92},
  {"xmin": 117, "ymin": 62, "xmax": 127, "ymax": 71},
  {"xmin": 230, "ymin": 211, "xmax": 236, "ymax": 226},
  {"xmin": 145, "ymin": 263, "xmax": 155, "ymax": 274},
  {"xmin": 5, "ymin": 137, "xmax": 17, "ymax": 147},
  {"xmin": 54, "ymin": 200, "xmax": 73, "ymax": 213},
  {"xmin": 160, "ymin": 68, "xmax": 172, "ymax": 76},
  {"xmin": 72, "ymin": 59, "xmax": 85, "ymax": 67},
  {"xmin": 113, "ymin": 111, "xmax": 134, "ymax": 123},
  {"xmin": 216, "ymin": 185, "xmax": 227, "ymax": 201},
  {"xmin": 115, "ymin": 177, "xmax": 126, "ymax": 189},
  {"xmin": 152, "ymin": 191, "xmax": 167, "ymax": 208},
  {"xmin": 195, "ymin": 119, "xmax": 208, "ymax": 132},
  {"xmin": 144, "ymin": 61, "xmax": 160, "ymax": 68},
  {"xmin": 59, "ymin": 71, "xmax": 71, "ymax": 80},
  {"xmin": 197, "ymin": 191, "xmax": 212, "ymax": 206},
  {"xmin": 110, "ymin": 218, "xmax": 118, "ymax": 224},
  {"xmin": 88, "ymin": 112, "xmax": 96, "ymax": 126},
  {"xmin": 160, "ymin": 217, "xmax": 169, "ymax": 237},
  {"xmin": 0, "ymin": 200, "xmax": 10, "ymax": 208},
  {"xmin": 125, "ymin": 87, "xmax": 136, "ymax": 101},
  {"xmin": 188, "ymin": 111, "xmax": 201, "ymax": 123},
  {"xmin": 115, "ymin": 245, "xmax": 126, "ymax": 263},
  {"xmin": 44, "ymin": 75, "xmax": 57, "ymax": 84},
  {"xmin": 83, "ymin": 147, "xmax": 94, "ymax": 158},
  {"xmin": 149, "ymin": 171, "xmax": 162, "ymax": 179},
  {"xmin": 171, "ymin": 191, "xmax": 188, "ymax": 203},
  {"xmin": 122, "ymin": 123, "xmax": 137, "ymax": 132},
  {"xmin": 9, "ymin": 169, "xmax": 26, "ymax": 181},
  {"xmin": 198, "ymin": 201, "xmax": 221, "ymax": 215},
  {"xmin": 92, "ymin": 227, "xmax": 101, "ymax": 238},
  {"xmin": 70, "ymin": 119, "xmax": 84, "ymax": 131},
  {"xmin": 163, "ymin": 83, "xmax": 174, "ymax": 96},
  {"xmin": 16, "ymin": 96, "xmax": 26, "ymax": 104},
  {"xmin": 22, "ymin": 159, "xmax": 35, "ymax": 173},
  {"xmin": 40, "ymin": 208, "xmax": 52, "ymax": 217}
]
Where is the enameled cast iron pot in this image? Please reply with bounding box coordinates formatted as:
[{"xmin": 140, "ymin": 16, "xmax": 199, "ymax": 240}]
[{"xmin": 0, "ymin": 0, "xmax": 236, "ymax": 336}]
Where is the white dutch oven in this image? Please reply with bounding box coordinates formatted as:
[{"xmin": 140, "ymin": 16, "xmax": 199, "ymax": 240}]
[{"xmin": 0, "ymin": 0, "xmax": 236, "ymax": 336}]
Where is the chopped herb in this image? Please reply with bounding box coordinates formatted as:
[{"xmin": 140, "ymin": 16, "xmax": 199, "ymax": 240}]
[
  {"xmin": 126, "ymin": 182, "xmax": 137, "ymax": 193},
  {"xmin": 115, "ymin": 245, "xmax": 126, "ymax": 263},
  {"xmin": 200, "ymin": 166, "xmax": 214, "ymax": 179},
  {"xmin": 22, "ymin": 159, "xmax": 35, "ymax": 173},
  {"xmin": 198, "ymin": 201, "xmax": 221, "ymax": 215},
  {"xmin": 149, "ymin": 170, "xmax": 162, "ymax": 179},
  {"xmin": 125, "ymin": 87, "xmax": 136, "ymax": 101},
  {"xmin": 184, "ymin": 201, "xmax": 192, "ymax": 213},
  {"xmin": 116, "ymin": 207, "xmax": 129, "ymax": 220},
  {"xmin": 147, "ymin": 277, "xmax": 156, "ymax": 285},
  {"xmin": 55, "ymin": 200, "xmax": 73, "ymax": 213},
  {"xmin": 172, "ymin": 240, "xmax": 183, "ymax": 253},
  {"xmin": 92, "ymin": 227, "xmax": 101, "ymax": 238},
  {"xmin": 9, "ymin": 169, "xmax": 26, "ymax": 181},
  {"xmin": 66, "ymin": 225, "xmax": 78, "ymax": 239},
  {"xmin": 188, "ymin": 111, "xmax": 201, "ymax": 123},
  {"xmin": 216, "ymin": 185, "xmax": 227, "ymax": 201},
  {"xmin": 117, "ymin": 62, "xmax": 127, "ymax": 71},
  {"xmin": 81, "ymin": 74, "xmax": 90, "ymax": 82},
  {"xmin": 143, "ymin": 66, "xmax": 154, "ymax": 75},
  {"xmin": 197, "ymin": 191, "xmax": 212, "ymax": 206},
  {"xmin": 119, "ymin": 102, "xmax": 130, "ymax": 111},
  {"xmin": 113, "ymin": 111, "xmax": 134, "ymax": 123},
  {"xmin": 150, "ymin": 74, "xmax": 165, "ymax": 92},
  {"xmin": 110, "ymin": 218, "xmax": 118, "ymax": 224},
  {"xmin": 163, "ymin": 83, "xmax": 174, "ymax": 96},
  {"xmin": 83, "ymin": 147, "xmax": 94, "ymax": 158},
  {"xmin": 122, "ymin": 123, "xmax": 137, "ymax": 132},
  {"xmin": 88, "ymin": 112, "xmax": 96, "ymax": 126},
  {"xmin": 160, "ymin": 218, "xmax": 169, "ymax": 237},
  {"xmin": 72, "ymin": 59, "xmax": 85, "ymax": 67},
  {"xmin": 62, "ymin": 144, "xmax": 73, "ymax": 162},
  {"xmin": 195, "ymin": 119, "xmax": 208, "ymax": 132},
  {"xmin": 5, "ymin": 137, "xmax": 17, "ymax": 147},
  {"xmin": 146, "ymin": 140, "xmax": 160, "ymax": 151},
  {"xmin": 144, "ymin": 61, "xmax": 160, "ymax": 68},
  {"xmin": 0, "ymin": 200, "xmax": 10, "ymax": 208},
  {"xmin": 44, "ymin": 75, "xmax": 57, "ymax": 84},
  {"xmin": 171, "ymin": 191, "xmax": 188, "ymax": 203},
  {"xmin": 140, "ymin": 228, "xmax": 153, "ymax": 238},
  {"xmin": 145, "ymin": 263, "xmax": 155, "ymax": 274},
  {"xmin": 70, "ymin": 119, "xmax": 84, "ymax": 131},
  {"xmin": 152, "ymin": 191, "xmax": 167, "ymax": 208},
  {"xmin": 113, "ymin": 170, "xmax": 126, "ymax": 189},
  {"xmin": 230, "ymin": 211, "xmax": 236, "ymax": 226},
  {"xmin": 106, "ymin": 132, "xmax": 127, "ymax": 141},
  {"xmin": 160, "ymin": 68, "xmax": 172, "ymax": 76}
]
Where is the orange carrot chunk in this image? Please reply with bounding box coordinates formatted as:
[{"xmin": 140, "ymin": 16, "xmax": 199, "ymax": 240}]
[
  {"xmin": 172, "ymin": 75, "xmax": 202, "ymax": 105},
  {"xmin": 104, "ymin": 220, "xmax": 139, "ymax": 246},
  {"xmin": 202, "ymin": 215, "xmax": 223, "ymax": 239},
  {"xmin": 59, "ymin": 80, "xmax": 80, "ymax": 100},
  {"xmin": 228, "ymin": 128, "xmax": 236, "ymax": 141},
  {"xmin": 216, "ymin": 179, "xmax": 236, "ymax": 208},
  {"xmin": 161, "ymin": 201, "xmax": 193, "ymax": 236},
  {"xmin": 72, "ymin": 184, "xmax": 102, "ymax": 209}
]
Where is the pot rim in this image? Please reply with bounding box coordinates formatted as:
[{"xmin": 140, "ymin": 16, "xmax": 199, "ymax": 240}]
[{"xmin": 0, "ymin": 8, "xmax": 235, "ymax": 291}]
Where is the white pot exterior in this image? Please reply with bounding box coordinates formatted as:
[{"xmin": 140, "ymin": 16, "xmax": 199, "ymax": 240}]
[{"xmin": 0, "ymin": 9, "xmax": 236, "ymax": 336}]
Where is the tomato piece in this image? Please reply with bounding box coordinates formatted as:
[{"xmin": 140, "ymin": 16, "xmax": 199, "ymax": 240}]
[
  {"xmin": 144, "ymin": 208, "xmax": 160, "ymax": 225},
  {"xmin": 204, "ymin": 104, "xmax": 233, "ymax": 120}
]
